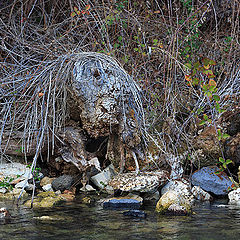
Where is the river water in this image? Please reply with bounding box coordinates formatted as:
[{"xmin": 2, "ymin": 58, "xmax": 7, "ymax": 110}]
[{"xmin": 1, "ymin": 197, "xmax": 240, "ymax": 240}]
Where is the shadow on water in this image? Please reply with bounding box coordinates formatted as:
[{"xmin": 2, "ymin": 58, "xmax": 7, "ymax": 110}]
[{"xmin": 1, "ymin": 198, "xmax": 240, "ymax": 240}]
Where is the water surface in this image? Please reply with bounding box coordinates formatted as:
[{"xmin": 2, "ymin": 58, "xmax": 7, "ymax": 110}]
[{"xmin": 1, "ymin": 197, "xmax": 240, "ymax": 240}]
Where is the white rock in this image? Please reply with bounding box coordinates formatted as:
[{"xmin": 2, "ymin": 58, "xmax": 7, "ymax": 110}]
[
  {"xmin": 91, "ymin": 164, "xmax": 116, "ymax": 189},
  {"xmin": 15, "ymin": 180, "xmax": 29, "ymax": 189},
  {"xmin": 228, "ymin": 188, "xmax": 240, "ymax": 205},
  {"xmin": 109, "ymin": 170, "xmax": 168, "ymax": 193},
  {"xmin": 0, "ymin": 188, "xmax": 7, "ymax": 194},
  {"xmin": 191, "ymin": 186, "xmax": 213, "ymax": 201},
  {"xmin": 88, "ymin": 157, "xmax": 101, "ymax": 172},
  {"xmin": 0, "ymin": 163, "xmax": 32, "ymax": 179},
  {"xmin": 80, "ymin": 184, "xmax": 96, "ymax": 192},
  {"xmin": 42, "ymin": 184, "xmax": 54, "ymax": 192}
]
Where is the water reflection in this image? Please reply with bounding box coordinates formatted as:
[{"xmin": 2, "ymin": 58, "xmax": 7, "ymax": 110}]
[{"xmin": 0, "ymin": 198, "xmax": 240, "ymax": 240}]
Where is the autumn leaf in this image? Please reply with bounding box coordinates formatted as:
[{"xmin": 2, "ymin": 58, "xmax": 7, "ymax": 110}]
[
  {"xmin": 209, "ymin": 79, "xmax": 217, "ymax": 86},
  {"xmin": 38, "ymin": 92, "xmax": 44, "ymax": 97},
  {"xmin": 85, "ymin": 4, "xmax": 91, "ymax": 10},
  {"xmin": 185, "ymin": 75, "xmax": 192, "ymax": 81},
  {"xmin": 70, "ymin": 12, "xmax": 76, "ymax": 17}
]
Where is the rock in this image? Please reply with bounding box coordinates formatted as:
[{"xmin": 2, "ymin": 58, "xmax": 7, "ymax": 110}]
[
  {"xmin": 24, "ymin": 191, "xmax": 65, "ymax": 208},
  {"xmin": 161, "ymin": 179, "xmax": 192, "ymax": 196},
  {"xmin": 60, "ymin": 193, "xmax": 75, "ymax": 201},
  {"xmin": 167, "ymin": 204, "xmax": 189, "ymax": 216},
  {"xmin": 103, "ymin": 198, "xmax": 141, "ymax": 210},
  {"xmin": 25, "ymin": 184, "xmax": 34, "ymax": 191},
  {"xmin": 156, "ymin": 179, "xmax": 194, "ymax": 215},
  {"xmin": 156, "ymin": 190, "xmax": 178, "ymax": 210},
  {"xmin": 191, "ymin": 166, "xmax": 233, "ymax": 195},
  {"xmin": 40, "ymin": 177, "xmax": 55, "ymax": 187},
  {"xmin": 91, "ymin": 164, "xmax": 116, "ymax": 189},
  {"xmin": 109, "ymin": 170, "xmax": 168, "ymax": 193},
  {"xmin": 143, "ymin": 191, "xmax": 160, "ymax": 201},
  {"xmin": 80, "ymin": 184, "xmax": 96, "ymax": 192},
  {"xmin": 0, "ymin": 188, "xmax": 28, "ymax": 200},
  {"xmin": 0, "ymin": 163, "xmax": 32, "ymax": 179},
  {"xmin": 0, "ymin": 188, "xmax": 7, "ymax": 194},
  {"xmin": 82, "ymin": 196, "xmax": 91, "ymax": 204},
  {"xmin": 42, "ymin": 184, "xmax": 54, "ymax": 192},
  {"xmin": 52, "ymin": 175, "xmax": 74, "ymax": 192},
  {"xmin": 156, "ymin": 190, "xmax": 192, "ymax": 215},
  {"xmin": 228, "ymin": 188, "xmax": 240, "ymax": 205},
  {"xmin": 191, "ymin": 186, "xmax": 213, "ymax": 201},
  {"xmin": 88, "ymin": 157, "xmax": 101, "ymax": 172},
  {"xmin": 123, "ymin": 210, "xmax": 146, "ymax": 218},
  {"xmin": 15, "ymin": 180, "xmax": 29, "ymax": 189}
]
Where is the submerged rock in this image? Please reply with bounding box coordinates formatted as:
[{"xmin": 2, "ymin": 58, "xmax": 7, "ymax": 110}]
[
  {"xmin": 109, "ymin": 170, "xmax": 169, "ymax": 193},
  {"xmin": 191, "ymin": 166, "xmax": 232, "ymax": 195},
  {"xmin": 228, "ymin": 188, "xmax": 240, "ymax": 205},
  {"xmin": 123, "ymin": 210, "xmax": 146, "ymax": 218},
  {"xmin": 24, "ymin": 191, "xmax": 65, "ymax": 208},
  {"xmin": 103, "ymin": 198, "xmax": 141, "ymax": 210}
]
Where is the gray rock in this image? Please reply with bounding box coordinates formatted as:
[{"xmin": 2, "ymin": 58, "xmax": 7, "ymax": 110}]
[
  {"xmin": 191, "ymin": 186, "xmax": 213, "ymax": 201},
  {"xmin": 91, "ymin": 164, "xmax": 116, "ymax": 189},
  {"xmin": 191, "ymin": 166, "xmax": 233, "ymax": 195},
  {"xmin": 52, "ymin": 175, "xmax": 74, "ymax": 192}
]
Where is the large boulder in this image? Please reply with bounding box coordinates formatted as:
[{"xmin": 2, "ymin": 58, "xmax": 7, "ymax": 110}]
[{"xmin": 191, "ymin": 166, "xmax": 233, "ymax": 195}]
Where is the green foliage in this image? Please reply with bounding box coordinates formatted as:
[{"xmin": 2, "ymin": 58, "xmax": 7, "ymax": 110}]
[
  {"xmin": 27, "ymin": 164, "xmax": 42, "ymax": 181},
  {"xmin": 0, "ymin": 176, "xmax": 14, "ymax": 191}
]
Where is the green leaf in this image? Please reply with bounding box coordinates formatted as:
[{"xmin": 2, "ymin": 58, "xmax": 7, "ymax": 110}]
[
  {"xmin": 209, "ymin": 85, "xmax": 216, "ymax": 93},
  {"xmin": 199, "ymin": 120, "xmax": 206, "ymax": 126},
  {"xmin": 213, "ymin": 94, "xmax": 220, "ymax": 102},
  {"xmin": 222, "ymin": 133, "xmax": 230, "ymax": 139},
  {"xmin": 217, "ymin": 129, "xmax": 222, "ymax": 136},
  {"xmin": 153, "ymin": 39, "xmax": 158, "ymax": 45},
  {"xmin": 193, "ymin": 61, "xmax": 201, "ymax": 70},
  {"xmin": 118, "ymin": 36, "xmax": 123, "ymax": 42},
  {"xmin": 203, "ymin": 114, "xmax": 208, "ymax": 120},
  {"xmin": 202, "ymin": 84, "xmax": 208, "ymax": 92},
  {"xmin": 223, "ymin": 163, "xmax": 227, "ymax": 169},
  {"xmin": 206, "ymin": 91, "xmax": 212, "ymax": 97},
  {"xmin": 219, "ymin": 157, "xmax": 225, "ymax": 163},
  {"xmin": 114, "ymin": 43, "xmax": 120, "ymax": 48},
  {"xmin": 134, "ymin": 48, "xmax": 139, "ymax": 52},
  {"xmin": 185, "ymin": 63, "xmax": 192, "ymax": 69},
  {"xmin": 226, "ymin": 159, "xmax": 232, "ymax": 165}
]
